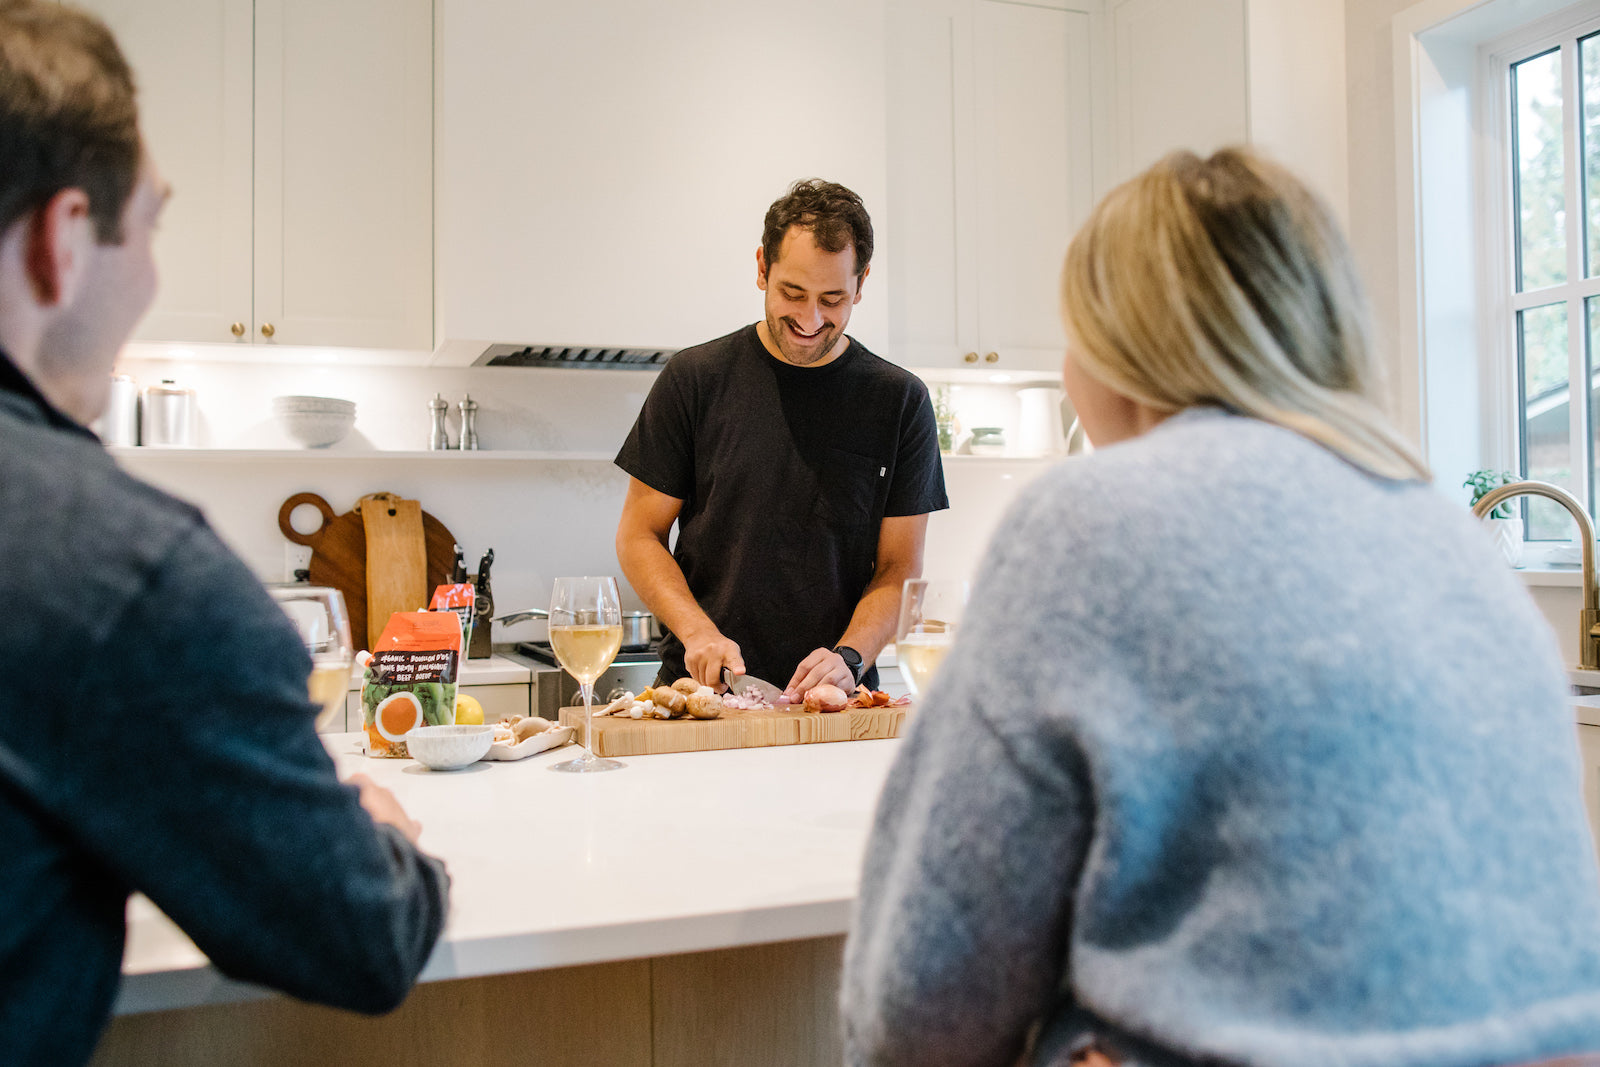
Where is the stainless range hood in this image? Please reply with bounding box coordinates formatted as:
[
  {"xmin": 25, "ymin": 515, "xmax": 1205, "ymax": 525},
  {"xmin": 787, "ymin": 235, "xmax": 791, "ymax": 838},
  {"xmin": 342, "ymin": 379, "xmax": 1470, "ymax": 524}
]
[{"xmin": 471, "ymin": 343, "xmax": 677, "ymax": 369}]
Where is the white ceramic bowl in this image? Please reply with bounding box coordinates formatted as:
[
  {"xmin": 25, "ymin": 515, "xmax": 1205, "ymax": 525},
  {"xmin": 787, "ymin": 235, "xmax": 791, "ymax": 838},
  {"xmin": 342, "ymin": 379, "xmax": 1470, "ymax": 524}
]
[
  {"xmin": 405, "ymin": 725, "xmax": 494, "ymax": 770},
  {"xmin": 272, "ymin": 396, "xmax": 356, "ymax": 448},
  {"xmin": 273, "ymin": 394, "xmax": 355, "ymax": 413}
]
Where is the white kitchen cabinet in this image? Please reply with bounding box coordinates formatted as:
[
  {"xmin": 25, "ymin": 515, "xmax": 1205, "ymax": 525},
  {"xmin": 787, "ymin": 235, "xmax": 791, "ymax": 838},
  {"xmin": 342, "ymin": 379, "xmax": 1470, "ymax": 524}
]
[
  {"xmin": 1109, "ymin": 0, "xmax": 1247, "ymax": 181},
  {"xmin": 884, "ymin": 0, "xmax": 1100, "ymax": 373},
  {"xmin": 431, "ymin": 0, "xmax": 887, "ymax": 365},
  {"xmin": 1106, "ymin": 0, "xmax": 1348, "ymax": 218},
  {"xmin": 83, "ymin": 0, "xmax": 432, "ymax": 352}
]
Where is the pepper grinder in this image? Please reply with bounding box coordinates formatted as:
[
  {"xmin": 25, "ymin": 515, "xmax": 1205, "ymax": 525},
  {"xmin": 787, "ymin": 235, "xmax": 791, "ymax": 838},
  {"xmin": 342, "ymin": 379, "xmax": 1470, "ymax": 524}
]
[
  {"xmin": 427, "ymin": 393, "xmax": 452, "ymax": 450},
  {"xmin": 458, "ymin": 394, "xmax": 479, "ymax": 450}
]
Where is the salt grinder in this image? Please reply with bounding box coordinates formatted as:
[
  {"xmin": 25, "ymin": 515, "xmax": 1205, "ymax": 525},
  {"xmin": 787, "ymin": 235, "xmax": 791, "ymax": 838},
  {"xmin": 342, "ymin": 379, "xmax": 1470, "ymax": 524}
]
[
  {"xmin": 427, "ymin": 393, "xmax": 451, "ymax": 450},
  {"xmin": 458, "ymin": 394, "xmax": 479, "ymax": 450}
]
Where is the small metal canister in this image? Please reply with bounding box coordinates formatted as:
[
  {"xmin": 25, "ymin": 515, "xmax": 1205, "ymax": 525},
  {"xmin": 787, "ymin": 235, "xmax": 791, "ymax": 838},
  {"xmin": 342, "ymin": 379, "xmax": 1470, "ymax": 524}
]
[
  {"xmin": 140, "ymin": 379, "xmax": 195, "ymax": 447},
  {"xmin": 97, "ymin": 373, "xmax": 139, "ymax": 446}
]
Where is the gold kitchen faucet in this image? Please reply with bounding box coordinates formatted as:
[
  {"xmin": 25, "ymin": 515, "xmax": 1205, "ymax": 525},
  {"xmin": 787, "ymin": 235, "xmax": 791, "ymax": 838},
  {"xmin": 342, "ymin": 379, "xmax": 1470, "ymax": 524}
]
[{"xmin": 1473, "ymin": 481, "xmax": 1600, "ymax": 671}]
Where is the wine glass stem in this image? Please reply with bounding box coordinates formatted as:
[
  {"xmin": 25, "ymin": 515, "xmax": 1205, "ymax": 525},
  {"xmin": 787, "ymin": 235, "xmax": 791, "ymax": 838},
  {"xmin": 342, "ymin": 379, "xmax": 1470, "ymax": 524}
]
[{"xmin": 580, "ymin": 682, "xmax": 595, "ymax": 761}]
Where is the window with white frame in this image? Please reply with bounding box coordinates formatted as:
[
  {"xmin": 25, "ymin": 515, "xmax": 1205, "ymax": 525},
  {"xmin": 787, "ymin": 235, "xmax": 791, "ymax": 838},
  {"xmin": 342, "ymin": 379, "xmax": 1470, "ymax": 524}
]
[{"xmin": 1492, "ymin": 9, "xmax": 1600, "ymax": 540}]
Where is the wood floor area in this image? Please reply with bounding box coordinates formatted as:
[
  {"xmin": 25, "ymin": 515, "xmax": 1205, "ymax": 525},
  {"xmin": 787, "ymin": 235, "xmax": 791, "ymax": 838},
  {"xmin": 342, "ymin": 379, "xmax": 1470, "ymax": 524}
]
[{"xmin": 92, "ymin": 935, "xmax": 847, "ymax": 1067}]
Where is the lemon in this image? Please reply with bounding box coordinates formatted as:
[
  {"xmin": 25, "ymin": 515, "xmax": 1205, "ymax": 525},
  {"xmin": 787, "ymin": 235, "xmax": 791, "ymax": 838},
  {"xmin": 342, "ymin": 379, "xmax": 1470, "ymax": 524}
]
[{"xmin": 454, "ymin": 693, "xmax": 484, "ymax": 725}]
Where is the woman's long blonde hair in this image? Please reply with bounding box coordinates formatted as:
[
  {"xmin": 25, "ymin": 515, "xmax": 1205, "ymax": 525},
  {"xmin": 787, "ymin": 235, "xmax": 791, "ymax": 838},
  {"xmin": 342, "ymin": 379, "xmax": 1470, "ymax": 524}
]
[{"xmin": 1060, "ymin": 147, "xmax": 1429, "ymax": 482}]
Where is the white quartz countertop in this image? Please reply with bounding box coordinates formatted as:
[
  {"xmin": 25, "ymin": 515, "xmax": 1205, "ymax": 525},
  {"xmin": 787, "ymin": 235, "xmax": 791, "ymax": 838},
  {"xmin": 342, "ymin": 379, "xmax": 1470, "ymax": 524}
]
[{"xmin": 116, "ymin": 731, "xmax": 900, "ymax": 1015}]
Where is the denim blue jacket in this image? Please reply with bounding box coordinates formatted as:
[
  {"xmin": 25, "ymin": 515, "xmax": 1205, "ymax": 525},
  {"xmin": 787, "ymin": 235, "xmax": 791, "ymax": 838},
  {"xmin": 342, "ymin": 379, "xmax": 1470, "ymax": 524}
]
[{"xmin": 0, "ymin": 352, "xmax": 449, "ymax": 1065}]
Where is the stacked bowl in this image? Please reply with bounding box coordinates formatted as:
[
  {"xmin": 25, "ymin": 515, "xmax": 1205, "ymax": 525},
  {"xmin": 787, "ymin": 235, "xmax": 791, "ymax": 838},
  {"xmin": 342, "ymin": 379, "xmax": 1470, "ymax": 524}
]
[{"xmin": 273, "ymin": 395, "xmax": 356, "ymax": 448}]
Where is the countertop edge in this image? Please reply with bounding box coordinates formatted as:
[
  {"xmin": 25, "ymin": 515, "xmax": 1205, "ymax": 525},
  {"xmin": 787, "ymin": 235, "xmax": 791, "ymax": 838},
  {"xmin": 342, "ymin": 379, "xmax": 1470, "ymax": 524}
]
[{"xmin": 114, "ymin": 898, "xmax": 855, "ymax": 1016}]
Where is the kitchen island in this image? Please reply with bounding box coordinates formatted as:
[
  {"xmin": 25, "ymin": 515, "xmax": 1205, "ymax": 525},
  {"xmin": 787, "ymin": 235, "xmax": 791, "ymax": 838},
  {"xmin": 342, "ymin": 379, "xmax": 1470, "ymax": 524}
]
[{"xmin": 92, "ymin": 732, "xmax": 900, "ymax": 1067}]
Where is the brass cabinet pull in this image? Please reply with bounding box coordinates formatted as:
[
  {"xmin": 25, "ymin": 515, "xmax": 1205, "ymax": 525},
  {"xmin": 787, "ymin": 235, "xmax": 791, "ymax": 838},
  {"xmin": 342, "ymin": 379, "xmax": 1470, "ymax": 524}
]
[
  {"xmin": 962, "ymin": 351, "xmax": 978, "ymax": 363},
  {"xmin": 260, "ymin": 323, "xmax": 276, "ymax": 339},
  {"xmin": 984, "ymin": 351, "xmax": 999, "ymax": 363},
  {"xmin": 230, "ymin": 322, "xmax": 245, "ymax": 338}
]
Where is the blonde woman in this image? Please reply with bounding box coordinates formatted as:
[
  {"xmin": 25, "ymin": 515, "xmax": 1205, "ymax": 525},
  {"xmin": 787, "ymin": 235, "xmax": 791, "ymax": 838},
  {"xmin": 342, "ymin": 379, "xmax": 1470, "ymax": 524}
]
[{"xmin": 842, "ymin": 149, "xmax": 1600, "ymax": 1066}]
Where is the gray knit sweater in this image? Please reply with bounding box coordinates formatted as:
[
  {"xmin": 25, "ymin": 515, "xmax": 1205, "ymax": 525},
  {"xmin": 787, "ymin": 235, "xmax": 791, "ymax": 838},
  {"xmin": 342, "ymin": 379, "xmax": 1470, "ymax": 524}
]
[{"xmin": 843, "ymin": 408, "xmax": 1600, "ymax": 1067}]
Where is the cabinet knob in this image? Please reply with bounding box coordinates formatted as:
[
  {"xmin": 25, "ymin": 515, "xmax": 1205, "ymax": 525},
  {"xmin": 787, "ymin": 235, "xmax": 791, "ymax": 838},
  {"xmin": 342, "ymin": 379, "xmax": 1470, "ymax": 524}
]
[
  {"xmin": 962, "ymin": 352, "xmax": 979, "ymax": 364},
  {"xmin": 260, "ymin": 323, "xmax": 276, "ymax": 339},
  {"xmin": 230, "ymin": 322, "xmax": 245, "ymax": 338},
  {"xmin": 984, "ymin": 351, "xmax": 999, "ymax": 363}
]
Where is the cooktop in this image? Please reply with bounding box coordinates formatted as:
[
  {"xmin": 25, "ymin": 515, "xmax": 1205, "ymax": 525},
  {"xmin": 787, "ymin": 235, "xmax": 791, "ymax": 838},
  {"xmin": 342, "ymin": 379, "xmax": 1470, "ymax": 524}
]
[{"xmin": 515, "ymin": 640, "xmax": 661, "ymax": 668}]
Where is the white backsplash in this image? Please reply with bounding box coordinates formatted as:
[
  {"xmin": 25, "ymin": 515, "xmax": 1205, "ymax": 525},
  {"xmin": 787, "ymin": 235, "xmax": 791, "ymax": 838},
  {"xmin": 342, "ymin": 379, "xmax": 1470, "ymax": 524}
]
[{"xmin": 111, "ymin": 352, "xmax": 1063, "ymax": 649}]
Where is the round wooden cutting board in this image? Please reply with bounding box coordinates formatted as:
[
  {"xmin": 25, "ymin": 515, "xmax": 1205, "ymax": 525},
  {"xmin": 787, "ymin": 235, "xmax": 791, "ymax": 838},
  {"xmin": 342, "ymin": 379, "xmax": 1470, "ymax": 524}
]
[{"xmin": 277, "ymin": 491, "xmax": 459, "ymax": 652}]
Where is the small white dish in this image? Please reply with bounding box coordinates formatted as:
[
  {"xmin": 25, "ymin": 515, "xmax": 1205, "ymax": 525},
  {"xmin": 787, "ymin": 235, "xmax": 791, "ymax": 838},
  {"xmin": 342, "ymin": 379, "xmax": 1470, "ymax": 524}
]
[
  {"xmin": 405, "ymin": 725, "xmax": 493, "ymax": 770},
  {"xmin": 482, "ymin": 726, "xmax": 574, "ymax": 761}
]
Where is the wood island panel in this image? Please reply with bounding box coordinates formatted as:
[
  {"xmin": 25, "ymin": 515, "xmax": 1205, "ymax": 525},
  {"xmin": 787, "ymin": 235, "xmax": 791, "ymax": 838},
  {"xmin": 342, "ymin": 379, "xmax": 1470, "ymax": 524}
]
[
  {"xmin": 651, "ymin": 936, "xmax": 846, "ymax": 1067},
  {"xmin": 92, "ymin": 958, "xmax": 652, "ymax": 1067},
  {"xmin": 92, "ymin": 937, "xmax": 849, "ymax": 1067}
]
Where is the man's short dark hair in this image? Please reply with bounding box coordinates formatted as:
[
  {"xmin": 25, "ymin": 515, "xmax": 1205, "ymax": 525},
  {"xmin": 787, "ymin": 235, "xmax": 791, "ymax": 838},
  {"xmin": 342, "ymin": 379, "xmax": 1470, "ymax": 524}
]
[
  {"xmin": 762, "ymin": 179, "xmax": 873, "ymax": 279},
  {"xmin": 0, "ymin": 0, "xmax": 140, "ymax": 244}
]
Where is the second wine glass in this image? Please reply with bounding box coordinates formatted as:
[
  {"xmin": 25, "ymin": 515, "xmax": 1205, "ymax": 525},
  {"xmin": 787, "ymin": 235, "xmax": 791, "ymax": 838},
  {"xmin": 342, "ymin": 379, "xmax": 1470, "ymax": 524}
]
[
  {"xmin": 269, "ymin": 584, "xmax": 354, "ymax": 730},
  {"xmin": 894, "ymin": 578, "xmax": 968, "ymax": 699},
  {"xmin": 548, "ymin": 575, "xmax": 626, "ymax": 773}
]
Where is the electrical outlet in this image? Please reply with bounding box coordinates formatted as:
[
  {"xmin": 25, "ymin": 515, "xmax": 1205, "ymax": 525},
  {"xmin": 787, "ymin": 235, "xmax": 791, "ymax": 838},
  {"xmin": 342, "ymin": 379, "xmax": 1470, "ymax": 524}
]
[{"xmin": 284, "ymin": 543, "xmax": 312, "ymax": 582}]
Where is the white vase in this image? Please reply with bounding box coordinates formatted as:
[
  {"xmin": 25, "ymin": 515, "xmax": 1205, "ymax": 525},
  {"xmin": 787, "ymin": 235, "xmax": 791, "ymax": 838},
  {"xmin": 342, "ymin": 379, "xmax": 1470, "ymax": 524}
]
[{"xmin": 1492, "ymin": 517, "xmax": 1523, "ymax": 568}]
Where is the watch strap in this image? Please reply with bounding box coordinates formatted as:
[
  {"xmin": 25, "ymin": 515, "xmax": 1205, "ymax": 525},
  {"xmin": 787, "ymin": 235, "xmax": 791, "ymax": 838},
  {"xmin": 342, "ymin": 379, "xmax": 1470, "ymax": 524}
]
[{"xmin": 832, "ymin": 645, "xmax": 864, "ymax": 685}]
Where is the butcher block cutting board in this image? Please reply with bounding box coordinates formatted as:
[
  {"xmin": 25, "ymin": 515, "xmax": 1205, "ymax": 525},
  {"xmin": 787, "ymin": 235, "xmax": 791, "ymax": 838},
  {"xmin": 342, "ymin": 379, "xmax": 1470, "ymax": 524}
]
[
  {"xmin": 557, "ymin": 705, "xmax": 911, "ymax": 757},
  {"xmin": 277, "ymin": 492, "xmax": 458, "ymax": 652}
]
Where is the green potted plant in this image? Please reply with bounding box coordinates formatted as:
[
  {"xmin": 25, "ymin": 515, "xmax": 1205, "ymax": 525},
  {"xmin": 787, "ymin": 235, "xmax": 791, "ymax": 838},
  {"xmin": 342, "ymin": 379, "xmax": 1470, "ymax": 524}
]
[
  {"xmin": 932, "ymin": 386, "xmax": 956, "ymax": 453},
  {"xmin": 1464, "ymin": 468, "xmax": 1521, "ymax": 567}
]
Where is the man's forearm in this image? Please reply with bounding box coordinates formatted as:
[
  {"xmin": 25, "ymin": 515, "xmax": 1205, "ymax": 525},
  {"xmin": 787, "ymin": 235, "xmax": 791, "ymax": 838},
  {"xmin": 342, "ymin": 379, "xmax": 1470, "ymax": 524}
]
[{"xmin": 837, "ymin": 560, "xmax": 917, "ymax": 667}]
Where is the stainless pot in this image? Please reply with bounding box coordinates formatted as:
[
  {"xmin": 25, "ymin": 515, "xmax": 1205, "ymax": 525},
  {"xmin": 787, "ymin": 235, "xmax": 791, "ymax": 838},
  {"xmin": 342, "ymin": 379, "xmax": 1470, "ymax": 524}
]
[{"xmin": 495, "ymin": 607, "xmax": 661, "ymax": 650}]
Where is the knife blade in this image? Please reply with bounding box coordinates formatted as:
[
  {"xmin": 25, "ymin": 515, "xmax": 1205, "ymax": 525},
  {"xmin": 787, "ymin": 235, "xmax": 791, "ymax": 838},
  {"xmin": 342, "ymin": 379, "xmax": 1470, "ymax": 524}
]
[{"xmin": 723, "ymin": 668, "xmax": 785, "ymax": 704}]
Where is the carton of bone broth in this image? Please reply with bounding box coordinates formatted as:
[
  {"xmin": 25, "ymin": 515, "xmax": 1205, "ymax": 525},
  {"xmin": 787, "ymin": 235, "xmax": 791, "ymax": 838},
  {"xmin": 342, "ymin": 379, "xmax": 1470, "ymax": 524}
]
[{"xmin": 362, "ymin": 611, "xmax": 461, "ymax": 758}]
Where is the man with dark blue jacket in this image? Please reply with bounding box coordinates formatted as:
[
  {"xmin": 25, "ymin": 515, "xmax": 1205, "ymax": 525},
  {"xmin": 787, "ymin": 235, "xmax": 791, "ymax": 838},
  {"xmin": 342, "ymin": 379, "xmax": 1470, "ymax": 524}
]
[{"xmin": 0, "ymin": 4, "xmax": 449, "ymax": 1063}]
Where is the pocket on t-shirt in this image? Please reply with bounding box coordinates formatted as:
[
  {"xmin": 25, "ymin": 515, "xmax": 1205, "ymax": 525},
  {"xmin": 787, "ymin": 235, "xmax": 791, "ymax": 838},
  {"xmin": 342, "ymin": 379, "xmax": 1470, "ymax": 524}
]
[{"xmin": 812, "ymin": 446, "xmax": 887, "ymax": 529}]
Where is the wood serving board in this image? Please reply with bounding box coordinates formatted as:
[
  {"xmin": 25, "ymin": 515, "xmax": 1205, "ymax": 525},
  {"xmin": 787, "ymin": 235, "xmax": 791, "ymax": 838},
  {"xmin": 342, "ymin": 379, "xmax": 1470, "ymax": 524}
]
[
  {"xmin": 558, "ymin": 704, "xmax": 911, "ymax": 757},
  {"xmin": 277, "ymin": 492, "xmax": 458, "ymax": 652}
]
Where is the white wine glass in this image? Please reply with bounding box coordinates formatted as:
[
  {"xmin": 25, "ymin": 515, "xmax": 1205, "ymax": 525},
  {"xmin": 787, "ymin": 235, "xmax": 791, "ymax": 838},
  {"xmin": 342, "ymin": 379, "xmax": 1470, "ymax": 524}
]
[
  {"xmin": 895, "ymin": 578, "xmax": 968, "ymax": 699},
  {"xmin": 548, "ymin": 576, "xmax": 626, "ymax": 773},
  {"xmin": 270, "ymin": 585, "xmax": 355, "ymax": 730}
]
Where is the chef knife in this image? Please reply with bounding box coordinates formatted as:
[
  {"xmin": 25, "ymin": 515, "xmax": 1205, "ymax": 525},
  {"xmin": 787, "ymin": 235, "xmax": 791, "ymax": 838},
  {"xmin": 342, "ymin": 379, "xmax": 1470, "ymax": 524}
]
[{"xmin": 723, "ymin": 667, "xmax": 785, "ymax": 704}]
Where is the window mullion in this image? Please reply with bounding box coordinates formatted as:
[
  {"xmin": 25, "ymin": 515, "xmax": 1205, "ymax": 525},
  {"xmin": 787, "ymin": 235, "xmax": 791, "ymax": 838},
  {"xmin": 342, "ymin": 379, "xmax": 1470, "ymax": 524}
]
[{"xmin": 1565, "ymin": 39, "xmax": 1592, "ymax": 515}]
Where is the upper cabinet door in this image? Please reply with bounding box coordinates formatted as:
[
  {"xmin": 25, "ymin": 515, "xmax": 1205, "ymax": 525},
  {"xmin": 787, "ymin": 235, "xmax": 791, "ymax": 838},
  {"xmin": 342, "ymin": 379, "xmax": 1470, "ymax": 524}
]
[
  {"xmin": 432, "ymin": 0, "xmax": 888, "ymax": 363},
  {"xmin": 969, "ymin": 0, "xmax": 1096, "ymax": 368},
  {"xmin": 886, "ymin": 0, "xmax": 1101, "ymax": 372},
  {"xmin": 255, "ymin": 0, "xmax": 433, "ymax": 351},
  {"xmin": 83, "ymin": 0, "xmax": 433, "ymax": 352},
  {"xmin": 85, "ymin": 0, "xmax": 254, "ymax": 345},
  {"xmin": 1110, "ymin": 0, "xmax": 1247, "ymax": 181}
]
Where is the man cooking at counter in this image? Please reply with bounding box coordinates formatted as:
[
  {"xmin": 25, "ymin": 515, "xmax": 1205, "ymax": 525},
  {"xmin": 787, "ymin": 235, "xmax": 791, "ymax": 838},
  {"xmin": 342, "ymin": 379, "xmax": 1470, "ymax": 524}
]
[
  {"xmin": 0, "ymin": 4, "xmax": 447, "ymax": 1063},
  {"xmin": 615, "ymin": 180, "xmax": 948, "ymax": 698}
]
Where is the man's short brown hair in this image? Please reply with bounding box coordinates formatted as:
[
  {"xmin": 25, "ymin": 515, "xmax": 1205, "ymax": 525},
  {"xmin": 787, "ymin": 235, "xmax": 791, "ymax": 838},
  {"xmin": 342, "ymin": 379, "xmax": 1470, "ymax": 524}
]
[
  {"xmin": 762, "ymin": 179, "xmax": 873, "ymax": 279},
  {"xmin": 0, "ymin": 0, "xmax": 140, "ymax": 244}
]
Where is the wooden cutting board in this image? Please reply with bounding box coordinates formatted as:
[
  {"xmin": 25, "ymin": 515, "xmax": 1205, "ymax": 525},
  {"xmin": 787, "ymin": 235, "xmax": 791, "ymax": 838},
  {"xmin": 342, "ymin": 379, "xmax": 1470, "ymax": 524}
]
[
  {"xmin": 277, "ymin": 492, "xmax": 459, "ymax": 652},
  {"xmin": 557, "ymin": 704, "xmax": 911, "ymax": 757},
  {"xmin": 361, "ymin": 494, "xmax": 427, "ymax": 650}
]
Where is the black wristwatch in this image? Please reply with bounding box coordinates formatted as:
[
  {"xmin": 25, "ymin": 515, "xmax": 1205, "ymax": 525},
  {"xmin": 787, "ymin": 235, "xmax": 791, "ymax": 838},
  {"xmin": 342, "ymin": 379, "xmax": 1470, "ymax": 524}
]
[{"xmin": 832, "ymin": 645, "xmax": 864, "ymax": 685}]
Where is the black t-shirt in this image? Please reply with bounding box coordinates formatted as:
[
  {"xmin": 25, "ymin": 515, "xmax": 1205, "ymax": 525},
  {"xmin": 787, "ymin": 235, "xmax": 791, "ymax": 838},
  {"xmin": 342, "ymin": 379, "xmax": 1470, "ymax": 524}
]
[{"xmin": 615, "ymin": 324, "xmax": 949, "ymax": 687}]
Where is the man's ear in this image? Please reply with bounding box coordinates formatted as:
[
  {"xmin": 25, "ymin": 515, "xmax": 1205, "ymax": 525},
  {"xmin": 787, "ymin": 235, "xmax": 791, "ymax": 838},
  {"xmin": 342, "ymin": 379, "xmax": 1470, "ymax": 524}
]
[
  {"xmin": 853, "ymin": 263, "xmax": 870, "ymax": 304},
  {"xmin": 755, "ymin": 245, "xmax": 769, "ymax": 291},
  {"xmin": 25, "ymin": 188, "xmax": 93, "ymax": 308}
]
